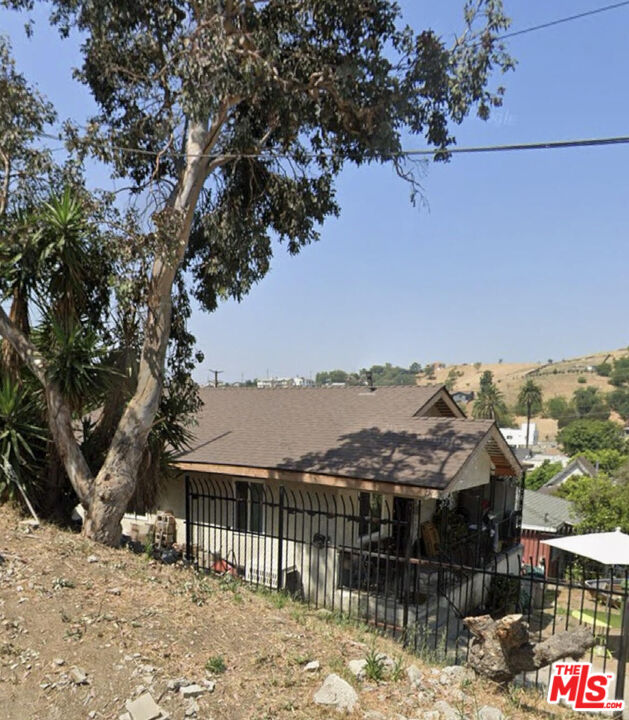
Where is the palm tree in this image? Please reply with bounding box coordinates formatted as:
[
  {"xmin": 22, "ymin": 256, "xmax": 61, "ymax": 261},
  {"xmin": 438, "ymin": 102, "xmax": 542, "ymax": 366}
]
[
  {"xmin": 473, "ymin": 384, "xmax": 509, "ymax": 424},
  {"xmin": 518, "ymin": 380, "xmax": 543, "ymax": 448}
]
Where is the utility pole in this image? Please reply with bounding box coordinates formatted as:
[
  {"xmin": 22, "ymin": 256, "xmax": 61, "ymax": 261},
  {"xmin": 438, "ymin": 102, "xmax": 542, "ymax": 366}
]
[{"xmin": 209, "ymin": 369, "xmax": 223, "ymax": 387}]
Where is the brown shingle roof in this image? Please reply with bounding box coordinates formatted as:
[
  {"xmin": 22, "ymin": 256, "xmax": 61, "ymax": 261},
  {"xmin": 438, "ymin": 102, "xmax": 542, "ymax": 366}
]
[{"xmin": 176, "ymin": 386, "xmax": 521, "ymax": 490}]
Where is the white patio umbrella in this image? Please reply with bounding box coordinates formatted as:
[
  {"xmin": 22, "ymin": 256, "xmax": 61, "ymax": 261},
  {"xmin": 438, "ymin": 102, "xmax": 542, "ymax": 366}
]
[{"xmin": 541, "ymin": 529, "xmax": 629, "ymax": 566}]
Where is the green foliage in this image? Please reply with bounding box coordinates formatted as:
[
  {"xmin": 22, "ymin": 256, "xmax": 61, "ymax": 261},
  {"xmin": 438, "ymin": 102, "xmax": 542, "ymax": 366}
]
[
  {"xmin": 557, "ymin": 419, "xmax": 626, "ymax": 456},
  {"xmin": 473, "ymin": 372, "xmax": 512, "ymax": 426},
  {"xmin": 364, "ymin": 646, "xmax": 386, "ymax": 682},
  {"xmin": 577, "ymin": 376, "xmax": 587, "ymax": 384},
  {"xmin": 524, "ymin": 460, "xmax": 563, "ymax": 490},
  {"xmin": 572, "ymin": 387, "xmax": 609, "ymax": 421},
  {"xmin": 516, "ymin": 380, "xmax": 543, "ymax": 416},
  {"xmin": 608, "ymin": 387, "xmax": 629, "ymax": 420},
  {"xmin": 557, "ymin": 474, "xmax": 629, "ymax": 533},
  {"xmin": 0, "ymin": 377, "xmax": 47, "ymax": 499},
  {"xmin": 574, "ymin": 449, "xmax": 628, "ymax": 475},
  {"xmin": 479, "ymin": 370, "xmax": 494, "ymax": 393},
  {"xmin": 545, "ymin": 396, "xmax": 569, "ymax": 420},
  {"xmin": 610, "ymin": 357, "xmax": 629, "ymax": 387},
  {"xmin": 596, "ymin": 362, "xmax": 612, "ymax": 377},
  {"xmin": 316, "ymin": 363, "xmax": 420, "ymax": 387},
  {"xmin": 444, "ymin": 367, "xmax": 463, "ymax": 391},
  {"xmin": 205, "ymin": 655, "xmax": 227, "ymax": 674}
]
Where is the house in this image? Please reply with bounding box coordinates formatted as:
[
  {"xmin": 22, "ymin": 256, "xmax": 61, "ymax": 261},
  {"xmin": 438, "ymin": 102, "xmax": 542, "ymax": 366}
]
[
  {"xmin": 451, "ymin": 391, "xmax": 475, "ymax": 405},
  {"xmin": 538, "ymin": 455, "xmax": 597, "ymax": 494},
  {"xmin": 500, "ymin": 422, "xmax": 538, "ymax": 448},
  {"xmin": 521, "ymin": 490, "xmax": 578, "ymax": 577},
  {"xmin": 123, "ymin": 385, "xmax": 523, "ymax": 627}
]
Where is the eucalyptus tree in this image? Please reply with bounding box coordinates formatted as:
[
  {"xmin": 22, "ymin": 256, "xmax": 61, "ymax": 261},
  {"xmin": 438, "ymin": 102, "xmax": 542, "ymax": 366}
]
[{"xmin": 1, "ymin": 0, "xmax": 514, "ymax": 544}]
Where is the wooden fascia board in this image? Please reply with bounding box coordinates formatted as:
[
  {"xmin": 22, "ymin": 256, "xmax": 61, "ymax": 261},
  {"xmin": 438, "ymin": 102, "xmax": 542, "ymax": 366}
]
[{"xmin": 174, "ymin": 461, "xmax": 441, "ymax": 499}]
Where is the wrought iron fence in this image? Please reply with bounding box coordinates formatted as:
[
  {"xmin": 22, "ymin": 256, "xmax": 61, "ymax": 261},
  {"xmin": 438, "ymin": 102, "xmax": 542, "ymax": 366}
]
[{"xmin": 185, "ymin": 475, "xmax": 629, "ymax": 699}]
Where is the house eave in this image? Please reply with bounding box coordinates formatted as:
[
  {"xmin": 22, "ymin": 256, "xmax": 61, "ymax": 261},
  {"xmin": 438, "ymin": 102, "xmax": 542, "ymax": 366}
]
[{"xmin": 174, "ymin": 460, "xmax": 442, "ymax": 499}]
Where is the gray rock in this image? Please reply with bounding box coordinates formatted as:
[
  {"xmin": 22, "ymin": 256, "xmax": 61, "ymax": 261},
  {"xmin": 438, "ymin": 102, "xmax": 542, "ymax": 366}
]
[
  {"xmin": 313, "ymin": 673, "xmax": 359, "ymax": 713},
  {"xmin": 304, "ymin": 660, "xmax": 320, "ymax": 672},
  {"xmin": 477, "ymin": 707, "xmax": 504, "ymax": 720},
  {"xmin": 166, "ymin": 677, "xmax": 189, "ymax": 691},
  {"xmin": 69, "ymin": 666, "xmax": 88, "ymax": 685},
  {"xmin": 87, "ymin": 555, "xmax": 99, "ymax": 563},
  {"xmin": 119, "ymin": 714, "xmax": 132, "ymax": 720},
  {"xmin": 433, "ymin": 700, "xmax": 458, "ymax": 720},
  {"xmin": 179, "ymin": 684, "xmax": 204, "ymax": 698},
  {"xmin": 438, "ymin": 665, "xmax": 474, "ymax": 686},
  {"xmin": 348, "ymin": 659, "xmax": 367, "ymax": 679},
  {"xmin": 202, "ymin": 679, "xmax": 216, "ymax": 692},
  {"xmin": 125, "ymin": 692, "xmax": 163, "ymax": 720},
  {"xmin": 52, "ymin": 658, "xmax": 65, "ymax": 667},
  {"xmin": 406, "ymin": 664, "xmax": 423, "ymax": 688},
  {"xmin": 184, "ymin": 700, "xmax": 199, "ymax": 717},
  {"xmin": 421, "ymin": 712, "xmax": 440, "ymax": 720}
]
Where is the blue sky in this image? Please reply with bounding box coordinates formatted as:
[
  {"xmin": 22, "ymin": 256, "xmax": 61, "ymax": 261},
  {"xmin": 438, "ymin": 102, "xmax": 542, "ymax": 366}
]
[{"xmin": 2, "ymin": 2, "xmax": 629, "ymax": 383}]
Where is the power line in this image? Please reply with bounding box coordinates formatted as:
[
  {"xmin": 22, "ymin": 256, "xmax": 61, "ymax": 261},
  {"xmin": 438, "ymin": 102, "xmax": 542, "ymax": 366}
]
[
  {"xmin": 498, "ymin": 1, "xmax": 629, "ymax": 42},
  {"xmin": 36, "ymin": 131, "xmax": 629, "ymax": 161}
]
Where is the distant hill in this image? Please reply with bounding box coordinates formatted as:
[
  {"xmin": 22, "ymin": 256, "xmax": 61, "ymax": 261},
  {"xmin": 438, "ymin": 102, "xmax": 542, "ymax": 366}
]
[{"xmin": 416, "ymin": 348, "xmax": 629, "ymax": 441}]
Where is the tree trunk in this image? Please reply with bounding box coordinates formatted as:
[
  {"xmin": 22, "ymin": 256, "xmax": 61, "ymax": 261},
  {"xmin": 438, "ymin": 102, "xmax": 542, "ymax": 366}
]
[
  {"xmin": 79, "ymin": 120, "xmax": 213, "ymax": 544},
  {"xmin": 526, "ymin": 401, "xmax": 531, "ymax": 448},
  {"xmin": 463, "ymin": 613, "xmax": 595, "ymax": 683},
  {"xmin": 1, "ymin": 287, "xmax": 30, "ymax": 378},
  {"xmin": 0, "ymin": 120, "xmax": 218, "ymax": 545}
]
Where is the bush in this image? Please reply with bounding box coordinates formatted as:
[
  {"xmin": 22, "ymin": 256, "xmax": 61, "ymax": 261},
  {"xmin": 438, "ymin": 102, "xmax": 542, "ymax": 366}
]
[
  {"xmin": 525, "ymin": 460, "xmax": 563, "ymax": 490},
  {"xmin": 557, "ymin": 419, "xmax": 626, "ymax": 456}
]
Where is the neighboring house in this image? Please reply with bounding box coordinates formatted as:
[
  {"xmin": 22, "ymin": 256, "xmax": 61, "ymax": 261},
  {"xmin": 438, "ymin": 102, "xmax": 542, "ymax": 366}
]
[
  {"xmin": 123, "ymin": 385, "xmax": 523, "ymax": 627},
  {"xmin": 513, "ymin": 450, "xmax": 571, "ymax": 470},
  {"xmin": 521, "ymin": 489, "xmax": 578, "ymax": 577},
  {"xmin": 451, "ymin": 391, "xmax": 475, "ymax": 405},
  {"xmin": 538, "ymin": 456, "xmax": 597, "ymax": 494},
  {"xmin": 500, "ymin": 422, "xmax": 539, "ymax": 448}
]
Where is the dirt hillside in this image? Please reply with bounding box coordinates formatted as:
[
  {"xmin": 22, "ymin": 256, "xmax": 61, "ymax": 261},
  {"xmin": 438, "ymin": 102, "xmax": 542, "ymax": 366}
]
[
  {"xmin": 0, "ymin": 508, "xmax": 579, "ymax": 720},
  {"xmin": 418, "ymin": 348, "xmax": 628, "ymax": 412}
]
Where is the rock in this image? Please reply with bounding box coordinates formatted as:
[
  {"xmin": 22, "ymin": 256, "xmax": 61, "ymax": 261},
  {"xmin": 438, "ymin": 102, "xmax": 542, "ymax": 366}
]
[
  {"xmin": 107, "ymin": 587, "xmax": 122, "ymax": 595},
  {"xmin": 202, "ymin": 679, "xmax": 216, "ymax": 692},
  {"xmin": 477, "ymin": 707, "xmax": 504, "ymax": 720},
  {"xmin": 184, "ymin": 700, "xmax": 199, "ymax": 717},
  {"xmin": 87, "ymin": 555, "xmax": 99, "ymax": 563},
  {"xmin": 179, "ymin": 684, "xmax": 204, "ymax": 698},
  {"xmin": 69, "ymin": 666, "xmax": 88, "ymax": 685},
  {"xmin": 166, "ymin": 677, "xmax": 189, "ymax": 691},
  {"xmin": 406, "ymin": 664, "xmax": 423, "ymax": 688},
  {"xmin": 433, "ymin": 700, "xmax": 458, "ymax": 720},
  {"xmin": 304, "ymin": 660, "xmax": 320, "ymax": 672},
  {"xmin": 52, "ymin": 658, "xmax": 65, "ymax": 667},
  {"xmin": 421, "ymin": 712, "xmax": 439, "ymax": 720},
  {"xmin": 119, "ymin": 714, "xmax": 132, "ymax": 720},
  {"xmin": 438, "ymin": 665, "xmax": 474, "ymax": 686},
  {"xmin": 375, "ymin": 652, "xmax": 394, "ymax": 668},
  {"xmin": 348, "ymin": 659, "xmax": 367, "ymax": 679},
  {"xmin": 125, "ymin": 692, "xmax": 163, "ymax": 720},
  {"xmin": 363, "ymin": 712, "xmax": 386, "ymax": 720},
  {"xmin": 313, "ymin": 673, "xmax": 359, "ymax": 713}
]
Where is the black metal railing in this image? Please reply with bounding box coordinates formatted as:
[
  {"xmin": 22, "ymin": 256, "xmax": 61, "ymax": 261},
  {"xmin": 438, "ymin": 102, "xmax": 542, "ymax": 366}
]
[{"xmin": 185, "ymin": 475, "xmax": 629, "ymax": 699}]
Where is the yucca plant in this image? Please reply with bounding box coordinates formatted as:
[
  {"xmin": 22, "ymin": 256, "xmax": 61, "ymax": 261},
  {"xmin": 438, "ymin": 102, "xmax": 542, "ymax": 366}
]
[{"xmin": 0, "ymin": 376, "xmax": 47, "ymax": 501}]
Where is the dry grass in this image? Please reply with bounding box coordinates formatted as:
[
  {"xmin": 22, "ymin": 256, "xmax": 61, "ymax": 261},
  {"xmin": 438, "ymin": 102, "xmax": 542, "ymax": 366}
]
[
  {"xmin": 417, "ymin": 347, "xmax": 629, "ymax": 441},
  {"xmin": 0, "ymin": 507, "xmax": 582, "ymax": 719}
]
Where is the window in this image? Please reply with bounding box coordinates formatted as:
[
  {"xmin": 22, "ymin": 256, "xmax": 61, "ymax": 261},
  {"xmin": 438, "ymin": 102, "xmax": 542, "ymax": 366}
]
[
  {"xmin": 358, "ymin": 492, "xmax": 382, "ymax": 536},
  {"xmin": 235, "ymin": 481, "xmax": 264, "ymax": 533}
]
